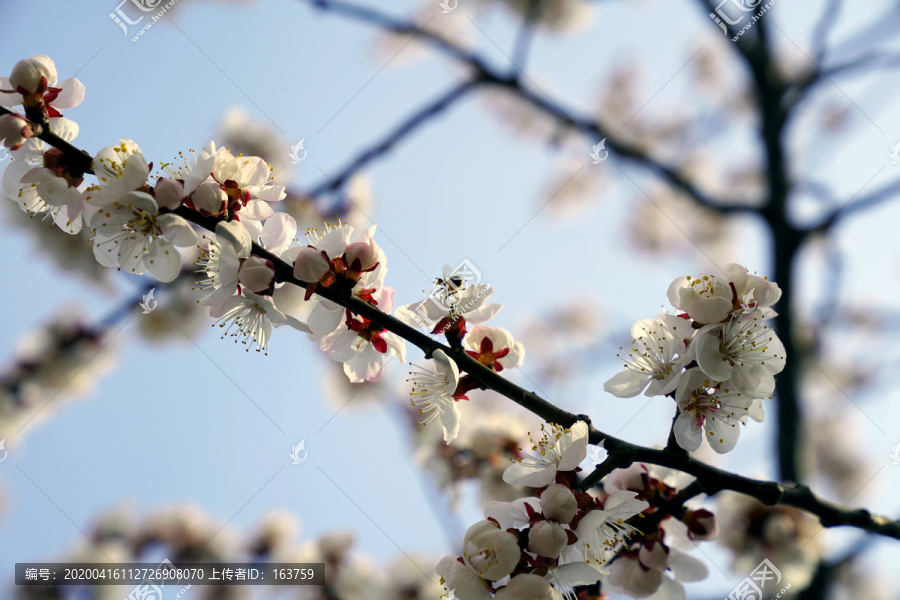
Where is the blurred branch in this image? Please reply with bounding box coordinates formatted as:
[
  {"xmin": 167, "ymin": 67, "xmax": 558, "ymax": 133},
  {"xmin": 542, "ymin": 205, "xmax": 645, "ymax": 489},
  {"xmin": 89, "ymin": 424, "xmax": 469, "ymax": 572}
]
[
  {"xmin": 811, "ymin": 0, "xmax": 845, "ymax": 62},
  {"xmin": 811, "ymin": 176, "xmax": 900, "ymax": 234},
  {"xmin": 303, "ymin": 0, "xmax": 752, "ymax": 215}
]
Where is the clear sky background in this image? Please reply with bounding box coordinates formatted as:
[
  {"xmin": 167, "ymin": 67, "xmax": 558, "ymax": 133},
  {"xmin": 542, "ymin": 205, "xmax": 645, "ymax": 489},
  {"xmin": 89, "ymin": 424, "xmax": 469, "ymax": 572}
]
[{"xmin": 3, "ymin": 0, "xmax": 900, "ymax": 597}]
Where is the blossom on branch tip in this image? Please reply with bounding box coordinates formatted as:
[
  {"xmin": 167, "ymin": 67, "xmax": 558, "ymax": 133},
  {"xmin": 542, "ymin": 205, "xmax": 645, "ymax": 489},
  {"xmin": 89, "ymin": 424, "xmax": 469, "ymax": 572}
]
[
  {"xmin": 503, "ymin": 421, "xmax": 589, "ymax": 487},
  {"xmin": 0, "ymin": 113, "xmax": 33, "ymax": 150},
  {"xmin": 320, "ymin": 287, "xmax": 405, "ymax": 382},
  {"xmin": 463, "ymin": 325, "xmax": 525, "ymax": 372},
  {"xmin": 2, "ymin": 118, "xmax": 84, "ymax": 233},
  {"xmin": 396, "ymin": 281, "xmax": 502, "ymax": 342},
  {"xmin": 409, "ymin": 349, "xmax": 463, "ymax": 443},
  {"xmin": 1, "ymin": 55, "xmax": 84, "ymax": 120}
]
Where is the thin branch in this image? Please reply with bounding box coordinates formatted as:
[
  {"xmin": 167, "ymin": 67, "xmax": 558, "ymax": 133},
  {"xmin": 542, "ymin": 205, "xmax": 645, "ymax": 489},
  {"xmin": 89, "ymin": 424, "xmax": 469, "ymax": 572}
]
[
  {"xmin": 11, "ymin": 73, "xmax": 900, "ymax": 543},
  {"xmin": 811, "ymin": 176, "xmax": 900, "ymax": 235}
]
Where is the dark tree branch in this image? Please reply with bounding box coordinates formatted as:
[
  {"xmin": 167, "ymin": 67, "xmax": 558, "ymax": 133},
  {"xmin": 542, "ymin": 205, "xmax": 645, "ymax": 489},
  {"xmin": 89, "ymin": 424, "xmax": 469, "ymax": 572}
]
[
  {"xmin": 9, "ymin": 40, "xmax": 900, "ymax": 543},
  {"xmin": 302, "ymin": 0, "xmax": 752, "ymax": 215}
]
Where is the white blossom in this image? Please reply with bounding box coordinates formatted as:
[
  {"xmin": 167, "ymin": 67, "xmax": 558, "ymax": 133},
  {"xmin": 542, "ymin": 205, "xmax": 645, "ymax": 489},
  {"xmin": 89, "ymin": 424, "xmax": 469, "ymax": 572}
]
[
  {"xmin": 604, "ymin": 313, "xmax": 691, "ymax": 398},
  {"xmin": 503, "ymin": 421, "xmax": 589, "ymax": 487}
]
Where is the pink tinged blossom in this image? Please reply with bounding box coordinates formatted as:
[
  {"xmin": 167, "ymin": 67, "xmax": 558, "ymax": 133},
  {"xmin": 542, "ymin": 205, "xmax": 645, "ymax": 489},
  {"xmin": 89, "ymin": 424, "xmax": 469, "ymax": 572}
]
[
  {"xmin": 190, "ymin": 181, "xmax": 227, "ymax": 216},
  {"xmin": 682, "ymin": 508, "xmax": 718, "ymax": 541},
  {"xmin": 528, "ymin": 520, "xmax": 568, "ymax": 559},
  {"xmin": 293, "ymin": 247, "xmax": 331, "ymax": 284},
  {"xmin": 238, "ymin": 256, "xmax": 275, "ymax": 294},
  {"xmin": 153, "ymin": 178, "xmax": 184, "ymax": 210},
  {"xmin": 435, "ymin": 556, "xmax": 491, "ymax": 600},
  {"xmin": 604, "ymin": 313, "xmax": 690, "ymax": 398},
  {"xmin": 0, "ymin": 113, "xmax": 33, "ymax": 150},
  {"xmin": 8, "ymin": 55, "xmax": 57, "ymax": 94},
  {"xmin": 408, "ymin": 349, "xmax": 462, "ymax": 443},
  {"xmin": 540, "ymin": 483, "xmax": 578, "ymax": 525},
  {"xmin": 503, "ymin": 421, "xmax": 589, "ymax": 487},
  {"xmin": 605, "ymin": 553, "xmax": 664, "ymax": 598},
  {"xmin": 461, "ymin": 520, "xmax": 521, "ymax": 581},
  {"xmin": 343, "ymin": 239, "xmax": 380, "ymax": 272},
  {"xmin": 319, "ymin": 288, "xmax": 405, "ymax": 382},
  {"xmin": 484, "ymin": 497, "xmax": 542, "ymax": 530},
  {"xmin": 463, "ymin": 325, "xmax": 525, "ymax": 372},
  {"xmin": 2, "ymin": 56, "xmax": 84, "ymax": 118},
  {"xmin": 494, "ymin": 574, "xmax": 554, "ymax": 600}
]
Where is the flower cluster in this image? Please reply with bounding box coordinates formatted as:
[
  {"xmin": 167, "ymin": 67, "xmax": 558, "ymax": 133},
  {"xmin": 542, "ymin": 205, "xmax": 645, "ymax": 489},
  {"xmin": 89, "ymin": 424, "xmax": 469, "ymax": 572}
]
[
  {"xmin": 604, "ymin": 263, "xmax": 785, "ymax": 454},
  {"xmin": 0, "ymin": 55, "xmax": 416, "ymax": 369},
  {"xmin": 401, "ymin": 268, "xmax": 525, "ymax": 443},
  {"xmin": 439, "ymin": 421, "xmax": 652, "ymax": 599}
]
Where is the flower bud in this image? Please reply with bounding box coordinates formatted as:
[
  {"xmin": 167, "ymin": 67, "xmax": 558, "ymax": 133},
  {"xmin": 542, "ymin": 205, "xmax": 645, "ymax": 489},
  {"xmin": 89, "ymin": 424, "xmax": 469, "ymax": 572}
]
[
  {"xmin": 682, "ymin": 508, "xmax": 717, "ymax": 541},
  {"xmin": 540, "ymin": 484, "xmax": 577, "ymax": 525},
  {"xmin": 238, "ymin": 256, "xmax": 275, "ymax": 293},
  {"xmin": 294, "ymin": 247, "xmax": 331, "ymax": 283},
  {"xmin": 462, "ymin": 520, "xmax": 520, "ymax": 581},
  {"xmin": 9, "ymin": 55, "xmax": 56, "ymax": 93},
  {"xmin": 191, "ymin": 182, "xmax": 227, "ymax": 215},
  {"xmin": 154, "ymin": 178, "xmax": 184, "ymax": 210},
  {"xmin": 343, "ymin": 239, "xmax": 378, "ymax": 271},
  {"xmin": 0, "ymin": 113, "xmax": 33, "ymax": 150},
  {"xmin": 494, "ymin": 574, "xmax": 554, "ymax": 600},
  {"xmin": 528, "ymin": 520, "xmax": 568, "ymax": 559}
]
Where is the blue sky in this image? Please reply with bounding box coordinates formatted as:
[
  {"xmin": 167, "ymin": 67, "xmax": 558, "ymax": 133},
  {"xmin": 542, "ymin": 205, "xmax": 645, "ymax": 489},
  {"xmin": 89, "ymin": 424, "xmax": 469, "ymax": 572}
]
[{"xmin": 3, "ymin": 0, "xmax": 900, "ymax": 596}]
